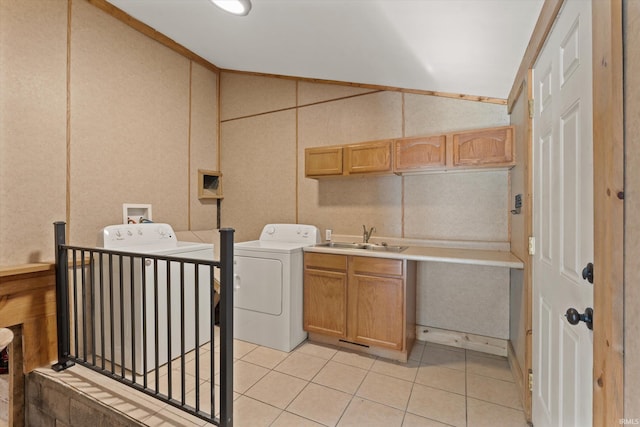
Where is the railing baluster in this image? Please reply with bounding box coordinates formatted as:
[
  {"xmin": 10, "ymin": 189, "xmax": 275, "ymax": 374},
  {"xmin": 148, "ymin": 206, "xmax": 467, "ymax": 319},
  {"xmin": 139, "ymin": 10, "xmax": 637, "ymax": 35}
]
[
  {"xmin": 210, "ymin": 263, "xmax": 216, "ymax": 418},
  {"xmin": 142, "ymin": 256, "xmax": 148, "ymax": 388},
  {"xmin": 72, "ymin": 250, "xmax": 79, "ymax": 358},
  {"xmin": 81, "ymin": 250, "xmax": 88, "ymax": 361},
  {"xmin": 195, "ymin": 264, "xmax": 201, "ymax": 412},
  {"xmin": 119, "ymin": 254, "xmax": 125, "ymax": 377},
  {"xmin": 180, "ymin": 261, "xmax": 186, "ymax": 405},
  {"xmin": 130, "ymin": 255, "xmax": 136, "ymax": 383},
  {"xmin": 167, "ymin": 260, "xmax": 172, "ymax": 398},
  {"xmin": 90, "ymin": 250, "xmax": 97, "ymax": 366},
  {"xmin": 99, "ymin": 253, "xmax": 105, "ymax": 370},
  {"xmin": 154, "ymin": 258, "xmax": 159, "ymax": 392},
  {"xmin": 109, "ymin": 253, "xmax": 115, "ymax": 374}
]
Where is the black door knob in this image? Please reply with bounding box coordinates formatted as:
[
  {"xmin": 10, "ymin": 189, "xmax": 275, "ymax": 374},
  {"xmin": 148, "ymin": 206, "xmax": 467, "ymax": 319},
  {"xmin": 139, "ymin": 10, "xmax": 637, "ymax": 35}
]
[
  {"xmin": 582, "ymin": 262, "xmax": 594, "ymax": 284},
  {"xmin": 565, "ymin": 307, "xmax": 593, "ymax": 330}
]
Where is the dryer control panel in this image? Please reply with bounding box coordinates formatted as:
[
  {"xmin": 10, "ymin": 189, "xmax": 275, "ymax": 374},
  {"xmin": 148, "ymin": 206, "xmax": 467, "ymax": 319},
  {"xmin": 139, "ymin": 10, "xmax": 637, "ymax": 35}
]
[
  {"xmin": 98, "ymin": 223, "xmax": 177, "ymax": 249},
  {"xmin": 258, "ymin": 224, "xmax": 320, "ymax": 244}
]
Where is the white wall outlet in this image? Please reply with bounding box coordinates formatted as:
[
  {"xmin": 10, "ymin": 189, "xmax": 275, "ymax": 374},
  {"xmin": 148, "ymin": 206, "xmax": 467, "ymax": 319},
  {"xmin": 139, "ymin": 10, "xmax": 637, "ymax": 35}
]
[{"xmin": 325, "ymin": 229, "xmax": 332, "ymax": 241}]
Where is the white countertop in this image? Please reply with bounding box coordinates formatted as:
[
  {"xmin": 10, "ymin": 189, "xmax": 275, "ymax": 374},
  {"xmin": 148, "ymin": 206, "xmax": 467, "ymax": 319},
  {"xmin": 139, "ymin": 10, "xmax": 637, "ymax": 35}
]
[{"xmin": 304, "ymin": 243, "xmax": 524, "ymax": 269}]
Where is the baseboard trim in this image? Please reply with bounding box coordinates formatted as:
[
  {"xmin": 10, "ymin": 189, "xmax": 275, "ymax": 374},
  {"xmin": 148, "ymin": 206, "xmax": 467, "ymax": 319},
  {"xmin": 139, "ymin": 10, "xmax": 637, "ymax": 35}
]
[{"xmin": 416, "ymin": 325, "xmax": 507, "ymax": 356}]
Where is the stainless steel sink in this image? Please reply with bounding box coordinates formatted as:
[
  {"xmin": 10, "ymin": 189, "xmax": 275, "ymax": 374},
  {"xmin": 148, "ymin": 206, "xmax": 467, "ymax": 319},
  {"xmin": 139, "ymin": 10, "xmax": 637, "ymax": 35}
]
[
  {"xmin": 317, "ymin": 242, "xmax": 367, "ymax": 249},
  {"xmin": 316, "ymin": 242, "xmax": 408, "ymax": 253},
  {"xmin": 363, "ymin": 243, "xmax": 408, "ymax": 252}
]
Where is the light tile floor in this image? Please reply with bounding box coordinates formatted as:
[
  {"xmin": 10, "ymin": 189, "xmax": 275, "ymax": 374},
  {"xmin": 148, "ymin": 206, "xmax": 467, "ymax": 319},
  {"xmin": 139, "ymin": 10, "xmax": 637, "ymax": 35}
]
[{"xmin": 38, "ymin": 331, "xmax": 530, "ymax": 427}]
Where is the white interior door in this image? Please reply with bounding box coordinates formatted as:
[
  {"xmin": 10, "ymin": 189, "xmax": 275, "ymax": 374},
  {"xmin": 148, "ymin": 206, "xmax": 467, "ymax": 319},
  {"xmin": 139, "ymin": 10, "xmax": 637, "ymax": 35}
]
[{"xmin": 532, "ymin": 0, "xmax": 594, "ymax": 425}]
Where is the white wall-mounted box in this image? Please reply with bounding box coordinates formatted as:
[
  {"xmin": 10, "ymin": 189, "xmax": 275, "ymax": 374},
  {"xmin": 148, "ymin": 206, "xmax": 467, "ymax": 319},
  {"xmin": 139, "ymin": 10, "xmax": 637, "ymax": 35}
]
[{"xmin": 123, "ymin": 203, "xmax": 152, "ymax": 224}]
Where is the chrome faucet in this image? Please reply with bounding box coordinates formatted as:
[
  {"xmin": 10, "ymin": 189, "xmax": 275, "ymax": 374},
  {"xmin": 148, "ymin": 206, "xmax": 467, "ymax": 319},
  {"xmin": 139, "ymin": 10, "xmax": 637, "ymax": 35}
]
[{"xmin": 362, "ymin": 225, "xmax": 375, "ymax": 243}]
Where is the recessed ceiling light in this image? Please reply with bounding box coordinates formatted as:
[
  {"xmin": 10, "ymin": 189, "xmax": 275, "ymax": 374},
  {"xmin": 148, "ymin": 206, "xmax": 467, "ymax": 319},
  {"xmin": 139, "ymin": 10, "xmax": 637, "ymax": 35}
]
[{"xmin": 210, "ymin": 0, "xmax": 252, "ymax": 16}]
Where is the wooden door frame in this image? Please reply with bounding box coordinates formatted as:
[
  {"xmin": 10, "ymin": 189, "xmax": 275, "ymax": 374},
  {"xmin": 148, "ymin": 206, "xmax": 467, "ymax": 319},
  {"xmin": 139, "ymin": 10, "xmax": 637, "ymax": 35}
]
[
  {"xmin": 507, "ymin": 0, "xmax": 624, "ymax": 423},
  {"xmin": 591, "ymin": 1, "xmax": 624, "ymax": 424}
]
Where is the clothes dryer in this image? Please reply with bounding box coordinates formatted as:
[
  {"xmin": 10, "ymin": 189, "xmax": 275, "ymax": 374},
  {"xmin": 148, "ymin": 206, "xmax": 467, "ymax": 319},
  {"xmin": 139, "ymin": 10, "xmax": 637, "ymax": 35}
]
[{"xmin": 234, "ymin": 224, "xmax": 320, "ymax": 352}]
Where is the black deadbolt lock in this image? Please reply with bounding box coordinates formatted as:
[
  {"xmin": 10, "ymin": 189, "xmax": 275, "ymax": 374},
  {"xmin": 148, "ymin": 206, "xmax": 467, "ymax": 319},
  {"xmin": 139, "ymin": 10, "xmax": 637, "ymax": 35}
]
[{"xmin": 582, "ymin": 262, "xmax": 594, "ymax": 284}]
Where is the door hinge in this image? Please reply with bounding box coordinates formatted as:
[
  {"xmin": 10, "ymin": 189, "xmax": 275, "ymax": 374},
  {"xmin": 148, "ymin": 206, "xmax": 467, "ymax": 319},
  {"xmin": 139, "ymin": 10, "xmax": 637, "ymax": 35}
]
[
  {"xmin": 528, "ymin": 236, "xmax": 535, "ymax": 255},
  {"xmin": 528, "ymin": 99, "xmax": 535, "ymax": 119},
  {"xmin": 529, "ymin": 370, "xmax": 533, "ymax": 391}
]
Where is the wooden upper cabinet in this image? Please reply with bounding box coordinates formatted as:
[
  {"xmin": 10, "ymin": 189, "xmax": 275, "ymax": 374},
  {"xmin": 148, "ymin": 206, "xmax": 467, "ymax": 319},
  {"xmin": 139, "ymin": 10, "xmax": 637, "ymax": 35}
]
[
  {"xmin": 451, "ymin": 126, "xmax": 514, "ymax": 167},
  {"xmin": 304, "ymin": 125, "xmax": 515, "ymax": 178},
  {"xmin": 394, "ymin": 135, "xmax": 446, "ymax": 172},
  {"xmin": 305, "ymin": 146, "xmax": 343, "ymax": 177},
  {"xmin": 344, "ymin": 140, "xmax": 393, "ymax": 175}
]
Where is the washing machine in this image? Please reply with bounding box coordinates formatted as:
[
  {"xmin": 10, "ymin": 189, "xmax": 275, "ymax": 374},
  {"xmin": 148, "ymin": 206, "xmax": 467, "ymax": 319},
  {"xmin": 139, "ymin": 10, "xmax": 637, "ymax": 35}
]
[
  {"xmin": 94, "ymin": 223, "xmax": 215, "ymax": 373},
  {"xmin": 234, "ymin": 224, "xmax": 320, "ymax": 352}
]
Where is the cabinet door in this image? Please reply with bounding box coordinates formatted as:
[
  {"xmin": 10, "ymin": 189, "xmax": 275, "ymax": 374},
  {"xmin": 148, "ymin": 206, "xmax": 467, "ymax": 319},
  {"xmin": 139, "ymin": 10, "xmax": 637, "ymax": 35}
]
[
  {"xmin": 344, "ymin": 140, "xmax": 392, "ymax": 174},
  {"xmin": 394, "ymin": 135, "xmax": 446, "ymax": 172},
  {"xmin": 303, "ymin": 269, "xmax": 347, "ymax": 337},
  {"xmin": 451, "ymin": 126, "xmax": 514, "ymax": 167},
  {"xmin": 305, "ymin": 146, "xmax": 343, "ymax": 177},
  {"xmin": 349, "ymin": 273, "xmax": 404, "ymax": 350}
]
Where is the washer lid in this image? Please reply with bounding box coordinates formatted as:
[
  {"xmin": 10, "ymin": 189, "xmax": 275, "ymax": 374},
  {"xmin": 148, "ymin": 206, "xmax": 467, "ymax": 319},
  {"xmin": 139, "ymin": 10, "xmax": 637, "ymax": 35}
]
[
  {"xmin": 234, "ymin": 240, "xmax": 307, "ymax": 253},
  {"xmin": 147, "ymin": 241, "xmax": 214, "ymax": 256}
]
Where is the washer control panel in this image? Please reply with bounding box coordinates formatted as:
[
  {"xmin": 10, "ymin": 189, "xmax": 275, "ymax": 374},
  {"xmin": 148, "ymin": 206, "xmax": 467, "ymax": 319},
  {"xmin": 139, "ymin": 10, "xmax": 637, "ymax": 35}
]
[
  {"xmin": 98, "ymin": 223, "xmax": 177, "ymax": 249},
  {"xmin": 258, "ymin": 224, "xmax": 320, "ymax": 244}
]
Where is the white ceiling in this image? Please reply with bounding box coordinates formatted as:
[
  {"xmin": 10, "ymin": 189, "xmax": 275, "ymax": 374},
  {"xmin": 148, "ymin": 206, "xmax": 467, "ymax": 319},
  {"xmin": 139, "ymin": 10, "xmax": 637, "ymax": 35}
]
[{"xmin": 107, "ymin": 0, "xmax": 544, "ymax": 100}]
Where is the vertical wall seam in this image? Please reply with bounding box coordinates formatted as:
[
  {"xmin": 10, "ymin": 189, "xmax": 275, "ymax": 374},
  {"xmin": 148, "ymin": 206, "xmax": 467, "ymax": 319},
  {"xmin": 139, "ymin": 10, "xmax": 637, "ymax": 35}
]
[
  {"xmin": 66, "ymin": 0, "xmax": 72, "ymax": 237},
  {"xmin": 401, "ymin": 92, "xmax": 405, "ymax": 238},
  {"xmin": 295, "ymin": 81, "xmax": 299, "ymax": 224},
  {"xmin": 188, "ymin": 61, "xmax": 193, "ymax": 230},
  {"xmin": 507, "ymin": 170, "xmax": 512, "ymax": 243},
  {"xmin": 216, "ymin": 71, "xmax": 221, "ymax": 227},
  {"xmin": 217, "ymin": 72, "xmax": 221, "ymax": 171}
]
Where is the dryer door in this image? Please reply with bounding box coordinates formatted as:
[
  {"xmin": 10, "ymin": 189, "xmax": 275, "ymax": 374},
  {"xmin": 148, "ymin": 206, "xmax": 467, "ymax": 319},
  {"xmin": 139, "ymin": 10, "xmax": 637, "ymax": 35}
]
[{"xmin": 234, "ymin": 255, "xmax": 283, "ymax": 315}]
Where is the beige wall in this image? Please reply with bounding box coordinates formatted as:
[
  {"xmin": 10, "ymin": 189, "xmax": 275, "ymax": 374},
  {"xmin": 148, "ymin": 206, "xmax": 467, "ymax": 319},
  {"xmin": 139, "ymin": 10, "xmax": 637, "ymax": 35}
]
[
  {"xmin": 220, "ymin": 72, "xmax": 512, "ymax": 338},
  {"xmin": 0, "ymin": 0, "xmax": 219, "ymax": 265},
  {"xmin": 624, "ymin": 0, "xmax": 640, "ymax": 417},
  {"xmin": 0, "ymin": 0, "xmax": 68, "ymax": 265}
]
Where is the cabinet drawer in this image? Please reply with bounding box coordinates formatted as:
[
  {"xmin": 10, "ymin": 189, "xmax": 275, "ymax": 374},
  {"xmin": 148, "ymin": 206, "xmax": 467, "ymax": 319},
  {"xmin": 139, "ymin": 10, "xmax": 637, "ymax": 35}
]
[
  {"xmin": 350, "ymin": 256, "xmax": 403, "ymax": 277},
  {"xmin": 305, "ymin": 253, "xmax": 347, "ymax": 271}
]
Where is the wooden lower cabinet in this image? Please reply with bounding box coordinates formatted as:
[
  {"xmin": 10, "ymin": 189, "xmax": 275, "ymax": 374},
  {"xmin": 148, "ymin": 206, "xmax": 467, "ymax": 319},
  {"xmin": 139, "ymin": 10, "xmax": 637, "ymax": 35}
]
[
  {"xmin": 349, "ymin": 273, "xmax": 404, "ymax": 350},
  {"xmin": 303, "ymin": 252, "xmax": 416, "ymax": 362},
  {"xmin": 304, "ymin": 268, "xmax": 347, "ymax": 337}
]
